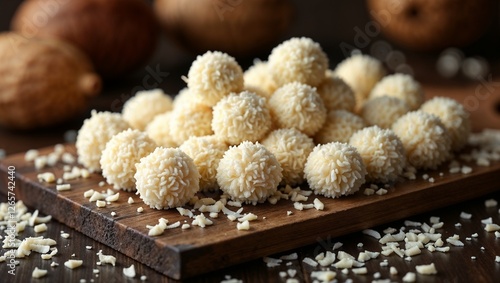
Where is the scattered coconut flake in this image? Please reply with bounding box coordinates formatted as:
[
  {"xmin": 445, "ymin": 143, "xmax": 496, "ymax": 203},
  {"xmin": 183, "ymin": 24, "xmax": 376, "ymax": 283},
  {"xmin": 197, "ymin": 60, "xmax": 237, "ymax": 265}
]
[
  {"xmin": 485, "ymin": 223, "xmax": 500, "ymax": 232},
  {"xmin": 310, "ymin": 271, "xmax": 336, "ymax": 282},
  {"xmin": 90, "ymin": 192, "xmax": 105, "ymax": 202},
  {"xmin": 471, "ymin": 256, "xmax": 477, "ymax": 260},
  {"xmin": 32, "ymin": 267, "xmax": 48, "ymax": 278},
  {"xmin": 495, "ymin": 256, "xmax": 500, "ymax": 263},
  {"xmin": 334, "ymin": 258, "xmax": 354, "ymax": 269},
  {"xmin": 56, "ymin": 184, "xmax": 71, "ymax": 191},
  {"xmin": 50, "ymin": 262, "xmax": 58, "ymax": 267},
  {"xmin": 455, "ymin": 223, "xmax": 462, "ymax": 227},
  {"xmin": 402, "ymin": 272, "xmax": 416, "ymax": 282},
  {"xmin": 363, "ymin": 229, "xmax": 381, "ymax": 239},
  {"xmin": 481, "ymin": 217, "xmax": 493, "ymax": 224},
  {"xmin": 317, "ymin": 251, "xmax": 336, "ymax": 266},
  {"xmin": 352, "ymin": 267, "xmax": 367, "ymax": 275},
  {"xmin": 280, "ymin": 253, "xmax": 298, "ymax": 261},
  {"xmin": 64, "ymin": 259, "xmax": 83, "ymax": 269},
  {"xmin": 416, "ymin": 263, "xmax": 437, "ymax": 275},
  {"xmin": 485, "ymin": 199, "xmax": 498, "ymax": 207},
  {"xmin": 390, "ymin": 266, "xmax": 398, "ymax": 275},
  {"xmin": 123, "ymin": 264, "xmax": 136, "ymax": 278},
  {"xmin": 461, "ymin": 166, "xmax": 472, "ymax": 174},
  {"xmin": 61, "ymin": 233, "xmax": 70, "ymax": 239},
  {"xmin": 364, "ymin": 188, "xmax": 375, "ymax": 195},
  {"xmin": 137, "ymin": 207, "xmax": 144, "ymax": 213},
  {"xmin": 97, "ymin": 250, "xmax": 116, "ymax": 266},
  {"xmin": 287, "ymin": 211, "xmax": 293, "ymax": 216},
  {"xmin": 288, "ymin": 269, "xmax": 297, "ymax": 277},
  {"xmin": 471, "ymin": 233, "xmax": 479, "ymax": 238},
  {"xmin": 84, "ymin": 189, "xmax": 95, "ymax": 198},
  {"xmin": 34, "ymin": 223, "xmax": 47, "ymax": 233},
  {"xmin": 177, "ymin": 207, "xmax": 194, "ymax": 218},
  {"xmin": 313, "ymin": 198, "xmax": 324, "ymax": 210},
  {"xmin": 302, "ymin": 257, "xmax": 318, "ymax": 267},
  {"xmin": 105, "ymin": 193, "xmax": 120, "ymax": 202},
  {"xmin": 128, "ymin": 197, "xmax": 134, "ymax": 204},
  {"xmin": 460, "ymin": 212, "xmax": 472, "ymax": 220},
  {"xmin": 405, "ymin": 246, "xmax": 421, "ymax": 257},
  {"xmin": 263, "ymin": 257, "xmax": 282, "ymax": 268},
  {"xmin": 236, "ymin": 220, "xmax": 250, "ymax": 231},
  {"xmin": 495, "ymin": 231, "xmax": 500, "ymax": 238}
]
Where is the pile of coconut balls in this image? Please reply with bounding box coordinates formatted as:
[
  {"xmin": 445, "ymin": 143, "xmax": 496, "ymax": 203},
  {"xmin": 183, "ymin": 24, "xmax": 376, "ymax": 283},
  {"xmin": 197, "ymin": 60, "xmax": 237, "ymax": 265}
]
[{"xmin": 75, "ymin": 37, "xmax": 471, "ymax": 210}]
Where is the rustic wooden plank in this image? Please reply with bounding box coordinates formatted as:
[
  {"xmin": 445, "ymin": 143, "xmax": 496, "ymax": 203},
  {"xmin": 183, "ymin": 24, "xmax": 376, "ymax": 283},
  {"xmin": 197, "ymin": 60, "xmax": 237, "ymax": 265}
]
[{"xmin": 0, "ymin": 144, "xmax": 499, "ymax": 279}]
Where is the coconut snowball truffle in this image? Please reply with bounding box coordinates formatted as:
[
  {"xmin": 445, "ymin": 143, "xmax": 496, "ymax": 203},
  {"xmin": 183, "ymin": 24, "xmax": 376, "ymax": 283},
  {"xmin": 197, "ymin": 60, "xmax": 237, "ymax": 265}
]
[
  {"xmin": 392, "ymin": 111, "xmax": 452, "ymax": 170},
  {"xmin": 369, "ymin": 73, "xmax": 424, "ymax": 111},
  {"xmin": 100, "ymin": 129, "xmax": 157, "ymax": 191},
  {"xmin": 334, "ymin": 54, "xmax": 386, "ymax": 109},
  {"xmin": 314, "ymin": 110, "xmax": 366, "ymax": 144},
  {"xmin": 243, "ymin": 60, "xmax": 277, "ymax": 99},
  {"xmin": 361, "ymin": 96, "xmax": 410, "ymax": 129},
  {"xmin": 179, "ymin": 135, "xmax": 228, "ymax": 191},
  {"xmin": 304, "ymin": 142, "xmax": 366, "ymax": 198},
  {"xmin": 261, "ymin": 128, "xmax": 315, "ymax": 186},
  {"xmin": 217, "ymin": 141, "xmax": 282, "ymax": 204},
  {"xmin": 145, "ymin": 112, "xmax": 178, "ymax": 148},
  {"xmin": 172, "ymin": 87, "xmax": 191, "ymax": 110},
  {"xmin": 186, "ymin": 51, "xmax": 244, "ymax": 107},
  {"xmin": 268, "ymin": 82, "xmax": 327, "ymax": 137},
  {"xmin": 349, "ymin": 126, "xmax": 406, "ymax": 183},
  {"xmin": 122, "ymin": 89, "xmax": 173, "ymax": 130},
  {"xmin": 420, "ymin": 96, "xmax": 471, "ymax": 151},
  {"xmin": 76, "ymin": 110, "xmax": 130, "ymax": 172},
  {"xmin": 317, "ymin": 75, "xmax": 356, "ymax": 112},
  {"xmin": 134, "ymin": 147, "xmax": 200, "ymax": 209},
  {"xmin": 212, "ymin": 91, "xmax": 272, "ymax": 145},
  {"xmin": 169, "ymin": 103, "xmax": 214, "ymax": 145},
  {"xmin": 268, "ymin": 37, "xmax": 328, "ymax": 87}
]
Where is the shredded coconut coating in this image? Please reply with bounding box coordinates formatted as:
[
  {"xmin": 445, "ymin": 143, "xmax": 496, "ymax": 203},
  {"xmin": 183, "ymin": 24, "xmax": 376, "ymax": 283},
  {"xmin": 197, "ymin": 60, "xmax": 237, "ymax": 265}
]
[
  {"xmin": 334, "ymin": 54, "xmax": 386, "ymax": 109},
  {"xmin": 261, "ymin": 128, "xmax": 315, "ymax": 186},
  {"xmin": 304, "ymin": 142, "xmax": 366, "ymax": 198},
  {"xmin": 243, "ymin": 60, "xmax": 277, "ymax": 99},
  {"xmin": 100, "ymin": 129, "xmax": 156, "ymax": 191},
  {"xmin": 268, "ymin": 37, "xmax": 328, "ymax": 87},
  {"xmin": 314, "ymin": 110, "xmax": 365, "ymax": 144},
  {"xmin": 172, "ymin": 88, "xmax": 191, "ymax": 110},
  {"xmin": 269, "ymin": 82, "xmax": 326, "ymax": 137},
  {"xmin": 217, "ymin": 141, "xmax": 282, "ymax": 204},
  {"xmin": 317, "ymin": 75, "xmax": 356, "ymax": 112},
  {"xmin": 122, "ymin": 89, "xmax": 173, "ymax": 130},
  {"xmin": 179, "ymin": 135, "xmax": 229, "ymax": 191},
  {"xmin": 187, "ymin": 51, "xmax": 244, "ymax": 107},
  {"xmin": 361, "ymin": 96, "xmax": 410, "ymax": 129},
  {"xmin": 370, "ymin": 73, "xmax": 424, "ymax": 111},
  {"xmin": 212, "ymin": 91, "xmax": 272, "ymax": 145},
  {"xmin": 169, "ymin": 103, "xmax": 214, "ymax": 145},
  {"xmin": 76, "ymin": 110, "xmax": 130, "ymax": 172},
  {"xmin": 349, "ymin": 126, "xmax": 406, "ymax": 183},
  {"xmin": 145, "ymin": 112, "xmax": 178, "ymax": 148},
  {"xmin": 420, "ymin": 96, "xmax": 471, "ymax": 151},
  {"xmin": 392, "ymin": 111, "xmax": 452, "ymax": 169},
  {"xmin": 134, "ymin": 147, "xmax": 200, "ymax": 209}
]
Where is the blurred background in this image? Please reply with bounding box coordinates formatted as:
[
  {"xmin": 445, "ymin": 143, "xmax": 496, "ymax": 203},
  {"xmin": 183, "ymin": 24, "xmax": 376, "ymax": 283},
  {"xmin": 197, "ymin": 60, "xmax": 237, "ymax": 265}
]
[{"xmin": 1, "ymin": 0, "xmax": 499, "ymax": 153}]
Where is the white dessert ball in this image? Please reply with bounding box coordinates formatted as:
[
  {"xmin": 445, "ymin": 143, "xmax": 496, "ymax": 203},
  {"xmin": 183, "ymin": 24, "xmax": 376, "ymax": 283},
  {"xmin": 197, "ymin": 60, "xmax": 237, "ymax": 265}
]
[
  {"xmin": 349, "ymin": 126, "xmax": 406, "ymax": 183},
  {"xmin": 217, "ymin": 141, "xmax": 282, "ymax": 205},
  {"xmin": 420, "ymin": 96, "xmax": 471, "ymax": 151},
  {"xmin": 186, "ymin": 51, "xmax": 244, "ymax": 107},
  {"xmin": 317, "ymin": 75, "xmax": 356, "ymax": 112},
  {"xmin": 100, "ymin": 129, "xmax": 157, "ymax": 191},
  {"xmin": 314, "ymin": 110, "xmax": 366, "ymax": 144},
  {"xmin": 369, "ymin": 73, "xmax": 424, "ymax": 111},
  {"xmin": 261, "ymin": 128, "xmax": 315, "ymax": 186},
  {"xmin": 268, "ymin": 82, "xmax": 327, "ymax": 137},
  {"xmin": 304, "ymin": 142, "xmax": 366, "ymax": 198},
  {"xmin": 212, "ymin": 91, "xmax": 272, "ymax": 145},
  {"xmin": 134, "ymin": 147, "xmax": 200, "ymax": 209},
  {"xmin": 169, "ymin": 103, "xmax": 214, "ymax": 145},
  {"xmin": 392, "ymin": 111, "xmax": 452, "ymax": 169},
  {"xmin": 268, "ymin": 37, "xmax": 328, "ymax": 87},
  {"xmin": 76, "ymin": 110, "xmax": 130, "ymax": 172},
  {"xmin": 145, "ymin": 112, "xmax": 178, "ymax": 148},
  {"xmin": 361, "ymin": 96, "xmax": 410, "ymax": 129},
  {"xmin": 243, "ymin": 60, "xmax": 277, "ymax": 99},
  {"xmin": 122, "ymin": 89, "xmax": 173, "ymax": 130},
  {"xmin": 179, "ymin": 135, "xmax": 229, "ymax": 192}
]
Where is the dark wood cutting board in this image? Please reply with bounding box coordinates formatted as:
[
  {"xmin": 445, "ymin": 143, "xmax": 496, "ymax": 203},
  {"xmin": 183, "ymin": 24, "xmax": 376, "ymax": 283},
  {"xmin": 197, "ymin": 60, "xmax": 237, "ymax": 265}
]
[{"xmin": 0, "ymin": 144, "xmax": 499, "ymax": 279}]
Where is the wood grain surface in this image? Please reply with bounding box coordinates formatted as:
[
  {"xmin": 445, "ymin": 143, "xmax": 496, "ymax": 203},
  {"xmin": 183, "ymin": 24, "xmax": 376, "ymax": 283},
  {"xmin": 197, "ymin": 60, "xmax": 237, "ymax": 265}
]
[{"xmin": 1, "ymin": 144, "xmax": 499, "ymax": 280}]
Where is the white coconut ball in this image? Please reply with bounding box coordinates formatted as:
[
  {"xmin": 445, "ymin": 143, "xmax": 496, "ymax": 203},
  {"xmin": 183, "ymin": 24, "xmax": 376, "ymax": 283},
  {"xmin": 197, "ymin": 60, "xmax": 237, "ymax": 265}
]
[
  {"xmin": 334, "ymin": 54, "xmax": 386, "ymax": 108},
  {"xmin": 392, "ymin": 111, "xmax": 452, "ymax": 169},
  {"xmin": 179, "ymin": 135, "xmax": 228, "ymax": 192},
  {"xmin": 314, "ymin": 110, "xmax": 366, "ymax": 144},
  {"xmin": 76, "ymin": 110, "xmax": 130, "ymax": 172},
  {"xmin": 369, "ymin": 73, "xmax": 424, "ymax": 111},
  {"xmin": 349, "ymin": 126, "xmax": 406, "ymax": 183},
  {"xmin": 261, "ymin": 128, "xmax": 315, "ymax": 186},
  {"xmin": 217, "ymin": 141, "xmax": 282, "ymax": 205},
  {"xmin": 361, "ymin": 96, "xmax": 410, "ymax": 129},
  {"xmin": 212, "ymin": 91, "xmax": 272, "ymax": 145},
  {"xmin": 317, "ymin": 74, "xmax": 356, "ymax": 112},
  {"xmin": 100, "ymin": 129, "xmax": 157, "ymax": 191},
  {"xmin": 169, "ymin": 103, "xmax": 214, "ymax": 145},
  {"xmin": 268, "ymin": 82, "xmax": 327, "ymax": 137},
  {"xmin": 243, "ymin": 60, "xmax": 277, "ymax": 99},
  {"xmin": 186, "ymin": 51, "xmax": 244, "ymax": 107},
  {"xmin": 134, "ymin": 147, "xmax": 200, "ymax": 209},
  {"xmin": 145, "ymin": 112, "xmax": 178, "ymax": 148},
  {"xmin": 420, "ymin": 96, "xmax": 471, "ymax": 151},
  {"xmin": 122, "ymin": 89, "xmax": 173, "ymax": 130},
  {"xmin": 304, "ymin": 142, "xmax": 366, "ymax": 198},
  {"xmin": 268, "ymin": 37, "xmax": 328, "ymax": 87}
]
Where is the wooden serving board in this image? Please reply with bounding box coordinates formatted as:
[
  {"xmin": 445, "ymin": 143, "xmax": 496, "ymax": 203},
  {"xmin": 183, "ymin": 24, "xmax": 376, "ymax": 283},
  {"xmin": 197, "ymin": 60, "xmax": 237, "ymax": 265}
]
[{"xmin": 1, "ymin": 144, "xmax": 499, "ymax": 279}]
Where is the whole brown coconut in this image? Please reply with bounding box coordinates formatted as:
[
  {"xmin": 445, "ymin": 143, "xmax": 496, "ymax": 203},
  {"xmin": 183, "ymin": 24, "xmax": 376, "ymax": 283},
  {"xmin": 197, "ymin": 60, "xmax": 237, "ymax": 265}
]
[
  {"xmin": 11, "ymin": 0, "xmax": 159, "ymax": 78},
  {"xmin": 367, "ymin": 0, "xmax": 495, "ymax": 51},
  {"xmin": 0, "ymin": 32, "xmax": 101, "ymax": 130},
  {"xmin": 154, "ymin": 0, "xmax": 295, "ymax": 56}
]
